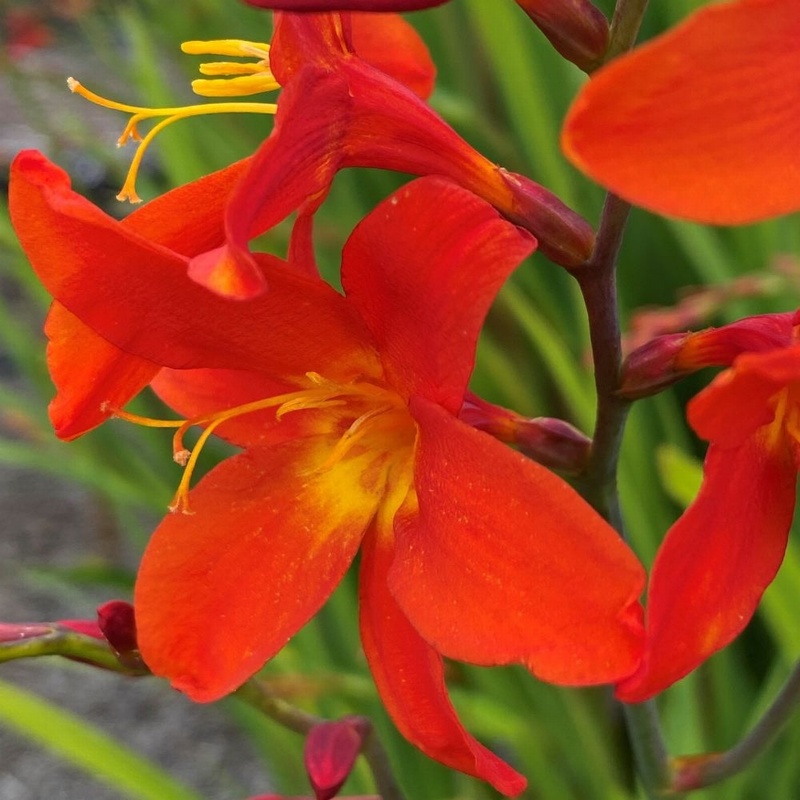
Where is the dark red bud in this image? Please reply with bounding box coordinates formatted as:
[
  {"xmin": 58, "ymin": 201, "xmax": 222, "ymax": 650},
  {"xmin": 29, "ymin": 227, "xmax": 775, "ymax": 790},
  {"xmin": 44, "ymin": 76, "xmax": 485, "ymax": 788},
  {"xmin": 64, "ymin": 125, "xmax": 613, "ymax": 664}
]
[
  {"xmin": 619, "ymin": 334, "xmax": 690, "ymax": 400},
  {"xmin": 501, "ymin": 170, "xmax": 595, "ymax": 267},
  {"xmin": 304, "ymin": 717, "xmax": 369, "ymax": 800},
  {"xmin": 460, "ymin": 393, "xmax": 591, "ymax": 473},
  {"xmin": 515, "ymin": 0, "xmax": 609, "ymax": 72},
  {"xmin": 97, "ymin": 600, "xmax": 145, "ymax": 671}
]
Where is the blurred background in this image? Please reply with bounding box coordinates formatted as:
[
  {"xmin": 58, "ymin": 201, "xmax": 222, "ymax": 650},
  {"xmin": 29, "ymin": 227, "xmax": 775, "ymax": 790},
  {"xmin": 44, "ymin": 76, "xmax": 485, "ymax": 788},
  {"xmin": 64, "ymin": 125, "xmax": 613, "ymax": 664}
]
[{"xmin": 1, "ymin": 0, "xmax": 799, "ymax": 797}]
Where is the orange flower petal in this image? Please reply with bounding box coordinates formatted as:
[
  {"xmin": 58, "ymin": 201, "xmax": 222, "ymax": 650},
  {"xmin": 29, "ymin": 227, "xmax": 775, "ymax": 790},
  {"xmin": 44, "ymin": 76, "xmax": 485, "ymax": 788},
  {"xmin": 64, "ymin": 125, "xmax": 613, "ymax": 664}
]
[
  {"xmin": 563, "ymin": 0, "xmax": 800, "ymax": 223},
  {"xmin": 359, "ymin": 519, "xmax": 527, "ymax": 796},
  {"xmin": 9, "ymin": 151, "xmax": 380, "ymax": 380},
  {"xmin": 391, "ymin": 397, "xmax": 645, "ymax": 685},
  {"xmin": 122, "ymin": 157, "xmax": 251, "ymax": 256},
  {"xmin": 688, "ymin": 345, "xmax": 800, "ymax": 448},
  {"xmin": 342, "ymin": 176, "xmax": 535, "ymax": 413},
  {"xmin": 617, "ymin": 435, "xmax": 797, "ymax": 702},
  {"xmin": 136, "ymin": 435, "xmax": 383, "ymax": 701},
  {"xmin": 45, "ymin": 303, "xmax": 158, "ymax": 440},
  {"xmin": 349, "ymin": 12, "xmax": 436, "ymax": 99}
]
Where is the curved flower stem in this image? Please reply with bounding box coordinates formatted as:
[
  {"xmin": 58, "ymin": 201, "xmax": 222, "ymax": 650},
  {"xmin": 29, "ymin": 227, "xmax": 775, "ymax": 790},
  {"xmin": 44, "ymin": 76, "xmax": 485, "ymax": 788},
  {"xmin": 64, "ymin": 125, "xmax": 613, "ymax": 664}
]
[
  {"xmin": 623, "ymin": 702, "xmax": 673, "ymax": 799},
  {"xmin": 0, "ymin": 628, "xmax": 146, "ymax": 674},
  {"xmin": 235, "ymin": 679, "xmax": 407, "ymax": 800},
  {"xmin": 606, "ymin": 0, "xmax": 651, "ymax": 62},
  {"xmin": 574, "ymin": 195, "xmax": 675, "ymax": 800},
  {"xmin": 360, "ymin": 725, "xmax": 408, "ymax": 800},
  {"xmin": 235, "ymin": 678, "xmax": 324, "ymax": 734},
  {"xmin": 671, "ymin": 659, "xmax": 800, "ymax": 791},
  {"xmin": 574, "ymin": 193, "xmax": 631, "ymax": 522}
]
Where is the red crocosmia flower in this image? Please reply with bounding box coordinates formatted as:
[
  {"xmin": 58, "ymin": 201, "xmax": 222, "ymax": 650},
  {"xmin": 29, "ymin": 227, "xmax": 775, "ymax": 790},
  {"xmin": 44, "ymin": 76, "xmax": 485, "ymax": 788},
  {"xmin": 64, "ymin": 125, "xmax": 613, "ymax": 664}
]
[
  {"xmin": 245, "ymin": 0, "xmax": 609, "ymax": 71},
  {"xmin": 562, "ymin": 0, "xmax": 800, "ymax": 224},
  {"xmin": 10, "ymin": 152, "xmax": 645, "ymax": 794},
  {"xmin": 617, "ymin": 311, "xmax": 800, "ymax": 702},
  {"xmin": 194, "ymin": 10, "xmax": 594, "ymax": 297}
]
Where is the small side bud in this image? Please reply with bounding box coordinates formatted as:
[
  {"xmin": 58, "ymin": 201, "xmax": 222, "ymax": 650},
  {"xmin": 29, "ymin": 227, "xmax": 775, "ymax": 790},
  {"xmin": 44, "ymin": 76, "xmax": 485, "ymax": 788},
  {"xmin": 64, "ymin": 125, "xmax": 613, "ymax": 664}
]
[
  {"xmin": 502, "ymin": 170, "xmax": 595, "ymax": 267},
  {"xmin": 516, "ymin": 0, "xmax": 610, "ymax": 72},
  {"xmin": 460, "ymin": 393, "xmax": 591, "ymax": 473},
  {"xmin": 304, "ymin": 716, "xmax": 369, "ymax": 800},
  {"xmin": 97, "ymin": 600, "xmax": 146, "ymax": 672},
  {"xmin": 619, "ymin": 333, "xmax": 690, "ymax": 400},
  {"xmin": 0, "ymin": 622, "xmax": 54, "ymax": 642}
]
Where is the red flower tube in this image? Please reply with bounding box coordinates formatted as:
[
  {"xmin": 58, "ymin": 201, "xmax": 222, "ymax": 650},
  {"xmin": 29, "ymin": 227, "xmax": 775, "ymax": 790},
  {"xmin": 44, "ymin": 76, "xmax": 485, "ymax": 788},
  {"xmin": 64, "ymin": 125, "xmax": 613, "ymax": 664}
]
[{"xmin": 11, "ymin": 151, "xmax": 644, "ymax": 793}]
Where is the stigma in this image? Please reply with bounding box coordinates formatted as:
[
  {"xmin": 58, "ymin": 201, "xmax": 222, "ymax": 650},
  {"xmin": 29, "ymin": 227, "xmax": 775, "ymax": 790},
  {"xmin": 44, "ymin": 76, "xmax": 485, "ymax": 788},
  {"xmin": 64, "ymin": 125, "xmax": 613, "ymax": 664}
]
[{"xmin": 67, "ymin": 38, "xmax": 280, "ymax": 203}]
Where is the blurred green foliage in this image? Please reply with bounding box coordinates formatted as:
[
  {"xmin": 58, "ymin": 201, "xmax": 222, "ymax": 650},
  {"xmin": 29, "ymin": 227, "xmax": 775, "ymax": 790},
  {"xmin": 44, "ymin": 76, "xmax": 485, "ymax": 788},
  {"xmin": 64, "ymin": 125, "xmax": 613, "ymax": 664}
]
[{"xmin": 0, "ymin": 1, "xmax": 799, "ymax": 798}]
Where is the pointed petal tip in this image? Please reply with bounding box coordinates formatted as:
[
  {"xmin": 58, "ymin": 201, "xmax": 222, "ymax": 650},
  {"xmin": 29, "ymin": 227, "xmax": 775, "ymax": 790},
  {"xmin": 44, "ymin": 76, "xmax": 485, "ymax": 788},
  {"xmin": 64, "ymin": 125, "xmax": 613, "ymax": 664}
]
[{"xmin": 188, "ymin": 245, "xmax": 269, "ymax": 299}]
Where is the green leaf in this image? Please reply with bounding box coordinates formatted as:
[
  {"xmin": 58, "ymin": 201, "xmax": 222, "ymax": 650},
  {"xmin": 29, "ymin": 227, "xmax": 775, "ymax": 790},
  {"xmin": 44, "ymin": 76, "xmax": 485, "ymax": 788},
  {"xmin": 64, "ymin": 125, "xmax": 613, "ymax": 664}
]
[
  {"xmin": 0, "ymin": 679, "xmax": 203, "ymax": 800},
  {"xmin": 656, "ymin": 443, "xmax": 702, "ymax": 508}
]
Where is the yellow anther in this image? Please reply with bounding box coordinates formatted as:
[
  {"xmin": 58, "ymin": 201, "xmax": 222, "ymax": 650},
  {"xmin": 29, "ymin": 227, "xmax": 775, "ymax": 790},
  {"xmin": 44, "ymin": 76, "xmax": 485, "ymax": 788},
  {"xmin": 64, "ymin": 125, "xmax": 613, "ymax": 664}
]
[
  {"xmin": 66, "ymin": 35, "xmax": 280, "ymax": 203},
  {"xmin": 180, "ymin": 39, "xmax": 271, "ymax": 59}
]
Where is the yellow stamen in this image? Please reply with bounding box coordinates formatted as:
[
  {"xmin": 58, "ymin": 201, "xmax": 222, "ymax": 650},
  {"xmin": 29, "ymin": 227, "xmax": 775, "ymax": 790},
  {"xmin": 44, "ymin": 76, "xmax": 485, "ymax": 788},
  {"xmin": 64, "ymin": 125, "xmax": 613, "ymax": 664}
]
[
  {"xmin": 108, "ymin": 373, "xmax": 412, "ymax": 515},
  {"xmin": 67, "ymin": 37, "xmax": 280, "ymax": 203},
  {"xmin": 181, "ymin": 39, "xmax": 280, "ymax": 97},
  {"xmin": 102, "ymin": 403, "xmax": 185, "ymax": 429}
]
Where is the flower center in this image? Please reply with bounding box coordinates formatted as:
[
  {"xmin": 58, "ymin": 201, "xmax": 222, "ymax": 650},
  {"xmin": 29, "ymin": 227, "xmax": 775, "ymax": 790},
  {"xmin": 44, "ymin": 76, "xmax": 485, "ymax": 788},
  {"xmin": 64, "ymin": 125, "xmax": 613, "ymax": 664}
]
[
  {"xmin": 107, "ymin": 372, "xmax": 415, "ymax": 513},
  {"xmin": 67, "ymin": 38, "xmax": 280, "ymax": 202}
]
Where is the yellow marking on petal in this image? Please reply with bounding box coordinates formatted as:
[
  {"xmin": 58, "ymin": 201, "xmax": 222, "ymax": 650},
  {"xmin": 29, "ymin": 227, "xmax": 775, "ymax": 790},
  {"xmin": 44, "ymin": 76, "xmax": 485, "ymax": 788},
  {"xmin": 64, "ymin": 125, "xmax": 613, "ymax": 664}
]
[
  {"xmin": 66, "ymin": 36, "xmax": 280, "ymax": 202},
  {"xmin": 763, "ymin": 383, "xmax": 800, "ymax": 455}
]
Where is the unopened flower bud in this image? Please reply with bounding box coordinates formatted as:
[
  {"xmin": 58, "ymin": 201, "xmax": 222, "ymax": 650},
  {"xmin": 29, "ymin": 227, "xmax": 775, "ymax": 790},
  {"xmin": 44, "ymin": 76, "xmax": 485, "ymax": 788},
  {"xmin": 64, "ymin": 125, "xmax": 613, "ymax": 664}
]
[
  {"xmin": 618, "ymin": 333, "xmax": 690, "ymax": 399},
  {"xmin": 304, "ymin": 716, "xmax": 369, "ymax": 800},
  {"xmin": 460, "ymin": 393, "xmax": 591, "ymax": 473},
  {"xmin": 97, "ymin": 600, "xmax": 145, "ymax": 671},
  {"xmin": 502, "ymin": 170, "xmax": 595, "ymax": 267},
  {"xmin": 516, "ymin": 0, "xmax": 609, "ymax": 72}
]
